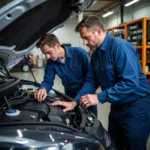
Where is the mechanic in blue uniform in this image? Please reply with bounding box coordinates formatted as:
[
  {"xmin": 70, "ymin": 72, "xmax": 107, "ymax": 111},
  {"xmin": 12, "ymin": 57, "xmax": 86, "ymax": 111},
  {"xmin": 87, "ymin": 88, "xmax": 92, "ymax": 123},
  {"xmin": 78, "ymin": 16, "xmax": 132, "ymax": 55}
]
[
  {"xmin": 34, "ymin": 33, "xmax": 97, "ymax": 116},
  {"xmin": 52, "ymin": 16, "xmax": 150, "ymax": 150}
]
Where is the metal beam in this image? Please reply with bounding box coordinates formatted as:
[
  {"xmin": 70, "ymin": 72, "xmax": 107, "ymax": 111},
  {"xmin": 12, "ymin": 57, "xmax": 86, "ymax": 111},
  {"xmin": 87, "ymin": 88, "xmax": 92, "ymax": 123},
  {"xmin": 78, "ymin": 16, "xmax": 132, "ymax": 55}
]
[
  {"xmin": 93, "ymin": 0, "xmax": 119, "ymax": 15},
  {"xmin": 84, "ymin": 10, "xmax": 103, "ymax": 12},
  {"xmin": 120, "ymin": 0, "xmax": 124, "ymax": 23},
  {"xmin": 96, "ymin": 0, "xmax": 115, "ymax": 1}
]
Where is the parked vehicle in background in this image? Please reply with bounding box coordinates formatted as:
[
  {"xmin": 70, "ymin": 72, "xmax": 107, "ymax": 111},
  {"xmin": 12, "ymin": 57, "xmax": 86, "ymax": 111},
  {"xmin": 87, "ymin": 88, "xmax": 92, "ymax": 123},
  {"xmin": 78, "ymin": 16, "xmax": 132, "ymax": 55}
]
[{"xmin": 11, "ymin": 55, "xmax": 34, "ymax": 72}]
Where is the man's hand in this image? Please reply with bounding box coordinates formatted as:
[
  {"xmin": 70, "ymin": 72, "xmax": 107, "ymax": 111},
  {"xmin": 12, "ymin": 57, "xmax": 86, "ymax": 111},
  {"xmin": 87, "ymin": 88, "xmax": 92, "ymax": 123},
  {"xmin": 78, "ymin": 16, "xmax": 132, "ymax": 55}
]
[
  {"xmin": 34, "ymin": 88, "xmax": 47, "ymax": 102},
  {"xmin": 80, "ymin": 94, "xmax": 99, "ymax": 108},
  {"xmin": 51, "ymin": 101, "xmax": 77, "ymax": 112}
]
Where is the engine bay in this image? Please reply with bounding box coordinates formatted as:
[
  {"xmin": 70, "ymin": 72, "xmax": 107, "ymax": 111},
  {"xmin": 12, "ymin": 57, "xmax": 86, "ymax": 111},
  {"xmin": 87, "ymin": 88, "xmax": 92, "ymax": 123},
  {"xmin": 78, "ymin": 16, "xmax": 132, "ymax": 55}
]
[
  {"xmin": 0, "ymin": 75, "xmax": 117, "ymax": 150},
  {"xmin": 0, "ymin": 75, "xmax": 95, "ymax": 131}
]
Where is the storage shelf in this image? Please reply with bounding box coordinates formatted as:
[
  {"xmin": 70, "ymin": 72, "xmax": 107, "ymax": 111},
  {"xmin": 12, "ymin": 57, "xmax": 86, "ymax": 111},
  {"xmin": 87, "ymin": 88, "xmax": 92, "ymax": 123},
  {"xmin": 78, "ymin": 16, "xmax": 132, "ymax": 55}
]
[
  {"xmin": 139, "ymin": 60, "xmax": 150, "ymax": 63},
  {"xmin": 106, "ymin": 17, "xmax": 150, "ymax": 75},
  {"xmin": 127, "ymin": 18, "xmax": 143, "ymax": 25},
  {"xmin": 135, "ymin": 46, "xmax": 142, "ymax": 49},
  {"xmin": 147, "ymin": 60, "xmax": 150, "ymax": 63},
  {"xmin": 146, "ymin": 72, "xmax": 150, "ymax": 75}
]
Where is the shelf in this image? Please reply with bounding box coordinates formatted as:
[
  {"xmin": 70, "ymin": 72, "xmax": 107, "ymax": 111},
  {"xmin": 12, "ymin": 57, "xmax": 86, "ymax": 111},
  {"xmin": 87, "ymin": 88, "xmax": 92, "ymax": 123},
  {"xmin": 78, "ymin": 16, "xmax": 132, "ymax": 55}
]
[
  {"xmin": 107, "ymin": 28, "xmax": 113, "ymax": 31},
  {"xmin": 129, "ymin": 32, "xmax": 142, "ymax": 36},
  {"xmin": 127, "ymin": 18, "xmax": 143, "ymax": 25},
  {"xmin": 106, "ymin": 17, "xmax": 150, "ymax": 76},
  {"xmin": 146, "ymin": 72, "xmax": 150, "ymax": 75},
  {"xmin": 147, "ymin": 60, "xmax": 150, "ymax": 63},
  {"xmin": 139, "ymin": 60, "xmax": 150, "ymax": 63},
  {"xmin": 135, "ymin": 46, "xmax": 142, "ymax": 49},
  {"xmin": 114, "ymin": 24, "xmax": 125, "ymax": 29}
]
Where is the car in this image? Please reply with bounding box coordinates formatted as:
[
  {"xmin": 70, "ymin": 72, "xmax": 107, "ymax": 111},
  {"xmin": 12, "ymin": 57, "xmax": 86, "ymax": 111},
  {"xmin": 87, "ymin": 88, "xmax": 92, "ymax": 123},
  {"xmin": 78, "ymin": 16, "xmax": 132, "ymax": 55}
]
[
  {"xmin": 11, "ymin": 54, "xmax": 34, "ymax": 72},
  {"xmin": 0, "ymin": 0, "xmax": 116, "ymax": 149}
]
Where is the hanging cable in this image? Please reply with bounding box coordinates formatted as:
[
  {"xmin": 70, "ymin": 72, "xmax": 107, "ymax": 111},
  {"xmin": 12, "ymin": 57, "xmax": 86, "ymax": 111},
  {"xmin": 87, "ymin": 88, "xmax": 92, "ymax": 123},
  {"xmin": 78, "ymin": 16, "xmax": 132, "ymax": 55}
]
[{"xmin": 24, "ymin": 55, "xmax": 37, "ymax": 84}]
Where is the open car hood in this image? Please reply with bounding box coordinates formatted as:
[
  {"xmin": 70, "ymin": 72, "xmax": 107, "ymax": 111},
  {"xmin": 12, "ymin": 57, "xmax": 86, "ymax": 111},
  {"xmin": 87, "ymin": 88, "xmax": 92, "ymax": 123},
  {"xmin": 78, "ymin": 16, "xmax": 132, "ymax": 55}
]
[{"xmin": 0, "ymin": 0, "xmax": 94, "ymax": 72}]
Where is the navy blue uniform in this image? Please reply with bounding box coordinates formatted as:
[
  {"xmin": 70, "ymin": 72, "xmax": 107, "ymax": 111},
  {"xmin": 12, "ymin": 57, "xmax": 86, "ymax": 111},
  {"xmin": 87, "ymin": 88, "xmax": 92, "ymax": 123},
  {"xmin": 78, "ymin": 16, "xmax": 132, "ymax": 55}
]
[
  {"xmin": 40, "ymin": 46, "xmax": 97, "ymax": 116},
  {"xmin": 75, "ymin": 34, "xmax": 150, "ymax": 150}
]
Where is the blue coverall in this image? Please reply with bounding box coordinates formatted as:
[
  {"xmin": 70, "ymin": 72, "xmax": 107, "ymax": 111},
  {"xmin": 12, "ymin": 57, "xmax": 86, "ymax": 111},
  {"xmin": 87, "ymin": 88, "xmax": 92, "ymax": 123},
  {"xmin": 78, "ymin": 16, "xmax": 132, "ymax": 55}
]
[
  {"xmin": 74, "ymin": 34, "xmax": 150, "ymax": 150},
  {"xmin": 40, "ymin": 46, "xmax": 97, "ymax": 116}
]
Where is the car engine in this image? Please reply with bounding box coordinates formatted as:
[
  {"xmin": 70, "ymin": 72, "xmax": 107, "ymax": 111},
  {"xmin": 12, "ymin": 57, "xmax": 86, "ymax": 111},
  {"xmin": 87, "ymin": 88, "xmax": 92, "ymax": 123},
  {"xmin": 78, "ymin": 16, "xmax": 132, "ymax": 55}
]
[
  {"xmin": 0, "ymin": 75, "xmax": 116, "ymax": 150},
  {"xmin": 0, "ymin": 75, "xmax": 93, "ymax": 132}
]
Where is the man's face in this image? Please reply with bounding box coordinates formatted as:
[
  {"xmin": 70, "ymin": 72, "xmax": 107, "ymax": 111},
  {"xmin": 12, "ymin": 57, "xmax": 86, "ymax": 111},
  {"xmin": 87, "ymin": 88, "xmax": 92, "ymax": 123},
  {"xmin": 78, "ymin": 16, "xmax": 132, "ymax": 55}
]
[
  {"xmin": 80, "ymin": 26, "xmax": 101, "ymax": 49},
  {"xmin": 41, "ymin": 44, "xmax": 59, "ymax": 61}
]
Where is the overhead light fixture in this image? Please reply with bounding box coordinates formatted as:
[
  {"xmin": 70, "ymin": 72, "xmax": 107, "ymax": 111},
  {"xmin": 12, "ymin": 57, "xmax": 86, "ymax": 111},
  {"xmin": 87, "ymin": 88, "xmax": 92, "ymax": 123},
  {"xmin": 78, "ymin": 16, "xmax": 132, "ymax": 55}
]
[
  {"xmin": 102, "ymin": 11, "xmax": 114, "ymax": 18},
  {"xmin": 125, "ymin": 0, "xmax": 139, "ymax": 7},
  {"xmin": 92, "ymin": 0, "xmax": 96, "ymax": 5}
]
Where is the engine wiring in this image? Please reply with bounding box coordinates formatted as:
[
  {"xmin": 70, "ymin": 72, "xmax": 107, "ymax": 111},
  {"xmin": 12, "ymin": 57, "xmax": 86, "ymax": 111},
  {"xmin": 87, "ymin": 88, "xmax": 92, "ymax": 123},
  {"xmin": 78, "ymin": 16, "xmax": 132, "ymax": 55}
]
[
  {"xmin": 0, "ymin": 90, "xmax": 30, "ymax": 110},
  {"xmin": 0, "ymin": 76, "xmax": 96, "ymax": 133}
]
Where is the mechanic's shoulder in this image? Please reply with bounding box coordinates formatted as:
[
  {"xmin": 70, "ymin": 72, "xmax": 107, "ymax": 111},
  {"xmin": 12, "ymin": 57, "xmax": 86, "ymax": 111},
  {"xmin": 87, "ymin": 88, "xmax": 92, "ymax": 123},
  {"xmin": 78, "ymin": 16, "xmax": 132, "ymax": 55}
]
[
  {"xmin": 71, "ymin": 46, "xmax": 86, "ymax": 51},
  {"xmin": 71, "ymin": 47, "xmax": 88, "ymax": 54},
  {"xmin": 45, "ymin": 59, "xmax": 54, "ymax": 67},
  {"xmin": 111, "ymin": 36, "xmax": 127, "ymax": 45},
  {"xmin": 110, "ymin": 37, "xmax": 130, "ymax": 50}
]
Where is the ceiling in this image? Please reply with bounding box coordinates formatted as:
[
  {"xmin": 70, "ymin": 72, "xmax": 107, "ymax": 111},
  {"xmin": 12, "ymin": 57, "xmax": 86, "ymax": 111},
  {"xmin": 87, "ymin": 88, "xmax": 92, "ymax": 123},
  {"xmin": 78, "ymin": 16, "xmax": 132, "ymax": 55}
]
[
  {"xmin": 0, "ymin": 0, "xmax": 130, "ymax": 17},
  {"xmin": 84, "ymin": 0, "xmax": 124, "ymax": 17}
]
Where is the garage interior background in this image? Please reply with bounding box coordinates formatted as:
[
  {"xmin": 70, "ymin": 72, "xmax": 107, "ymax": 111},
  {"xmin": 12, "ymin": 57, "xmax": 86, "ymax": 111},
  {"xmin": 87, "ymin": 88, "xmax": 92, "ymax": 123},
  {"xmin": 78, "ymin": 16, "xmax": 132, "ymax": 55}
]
[
  {"xmin": 6, "ymin": 0, "xmax": 150, "ymax": 148},
  {"xmin": 31, "ymin": 0, "xmax": 150, "ymax": 129}
]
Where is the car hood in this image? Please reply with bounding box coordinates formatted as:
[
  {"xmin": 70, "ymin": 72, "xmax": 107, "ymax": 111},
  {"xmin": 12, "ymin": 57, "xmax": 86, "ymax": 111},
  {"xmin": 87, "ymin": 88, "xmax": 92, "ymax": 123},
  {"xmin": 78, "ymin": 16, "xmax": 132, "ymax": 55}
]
[
  {"xmin": 0, "ymin": 126, "xmax": 98, "ymax": 149},
  {"xmin": 0, "ymin": 0, "xmax": 94, "ymax": 72}
]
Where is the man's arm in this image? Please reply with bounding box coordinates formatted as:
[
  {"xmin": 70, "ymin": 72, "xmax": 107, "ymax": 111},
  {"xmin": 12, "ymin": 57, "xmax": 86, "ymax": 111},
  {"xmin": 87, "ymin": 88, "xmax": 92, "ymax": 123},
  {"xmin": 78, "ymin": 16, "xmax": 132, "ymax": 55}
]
[
  {"xmin": 51, "ymin": 54, "xmax": 98, "ymax": 111},
  {"xmin": 74, "ymin": 60, "xmax": 99, "ymax": 104},
  {"xmin": 81, "ymin": 43, "xmax": 141, "ymax": 107},
  {"xmin": 40, "ymin": 60, "xmax": 55, "ymax": 93},
  {"xmin": 34, "ymin": 60, "xmax": 55, "ymax": 102},
  {"xmin": 98, "ymin": 43, "xmax": 140, "ymax": 104}
]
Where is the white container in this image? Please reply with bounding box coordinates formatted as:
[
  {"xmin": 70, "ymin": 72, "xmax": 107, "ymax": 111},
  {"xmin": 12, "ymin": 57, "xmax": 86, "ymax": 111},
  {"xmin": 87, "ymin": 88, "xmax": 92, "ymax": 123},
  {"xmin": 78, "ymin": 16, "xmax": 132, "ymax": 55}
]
[
  {"xmin": 37, "ymin": 58, "xmax": 43, "ymax": 67},
  {"xmin": 146, "ymin": 65, "xmax": 149, "ymax": 72}
]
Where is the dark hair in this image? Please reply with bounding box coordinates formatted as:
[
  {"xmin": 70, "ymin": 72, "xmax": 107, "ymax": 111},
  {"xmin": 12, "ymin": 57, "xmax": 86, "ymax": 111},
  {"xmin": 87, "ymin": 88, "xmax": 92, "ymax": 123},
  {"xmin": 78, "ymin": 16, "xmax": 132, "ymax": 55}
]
[
  {"xmin": 36, "ymin": 34, "xmax": 60, "ymax": 48},
  {"xmin": 75, "ymin": 15, "xmax": 105, "ymax": 32}
]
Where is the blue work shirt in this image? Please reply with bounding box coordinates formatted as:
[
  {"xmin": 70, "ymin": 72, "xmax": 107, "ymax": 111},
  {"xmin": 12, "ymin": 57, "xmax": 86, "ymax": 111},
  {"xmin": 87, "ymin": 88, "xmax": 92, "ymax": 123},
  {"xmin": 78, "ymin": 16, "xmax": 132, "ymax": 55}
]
[
  {"xmin": 75, "ymin": 34, "xmax": 150, "ymax": 104},
  {"xmin": 40, "ymin": 46, "xmax": 90, "ymax": 94}
]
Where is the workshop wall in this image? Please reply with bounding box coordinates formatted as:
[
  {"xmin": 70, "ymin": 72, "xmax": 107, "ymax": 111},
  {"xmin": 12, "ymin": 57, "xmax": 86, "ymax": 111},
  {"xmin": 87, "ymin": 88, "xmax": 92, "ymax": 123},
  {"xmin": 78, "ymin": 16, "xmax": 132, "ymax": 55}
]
[
  {"xmin": 103, "ymin": 0, "xmax": 150, "ymax": 28},
  {"xmin": 31, "ymin": 18, "xmax": 90, "ymax": 57}
]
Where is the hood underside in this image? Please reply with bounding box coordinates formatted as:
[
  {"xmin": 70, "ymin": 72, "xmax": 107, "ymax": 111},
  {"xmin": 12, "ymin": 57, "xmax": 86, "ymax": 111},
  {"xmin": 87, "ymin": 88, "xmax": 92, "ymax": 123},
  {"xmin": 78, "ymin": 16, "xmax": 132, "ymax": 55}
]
[
  {"xmin": 0, "ymin": 0, "xmax": 73, "ymax": 50},
  {"xmin": 0, "ymin": 0, "xmax": 94, "ymax": 71}
]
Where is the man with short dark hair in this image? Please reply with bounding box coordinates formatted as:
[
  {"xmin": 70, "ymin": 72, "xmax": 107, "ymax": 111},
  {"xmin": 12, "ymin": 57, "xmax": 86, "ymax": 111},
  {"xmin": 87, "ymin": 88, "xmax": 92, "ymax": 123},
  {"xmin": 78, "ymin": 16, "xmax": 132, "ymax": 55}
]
[
  {"xmin": 52, "ymin": 15, "xmax": 150, "ymax": 150},
  {"xmin": 34, "ymin": 33, "xmax": 97, "ymax": 116}
]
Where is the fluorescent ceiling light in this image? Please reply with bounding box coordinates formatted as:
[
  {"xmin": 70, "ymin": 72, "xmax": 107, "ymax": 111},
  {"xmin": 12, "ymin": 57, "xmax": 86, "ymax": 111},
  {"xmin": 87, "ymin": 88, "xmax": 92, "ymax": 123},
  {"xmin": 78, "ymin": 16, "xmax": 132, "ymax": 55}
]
[
  {"xmin": 92, "ymin": 0, "xmax": 96, "ymax": 5},
  {"xmin": 125, "ymin": 0, "xmax": 139, "ymax": 7},
  {"xmin": 102, "ymin": 11, "xmax": 113, "ymax": 18}
]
